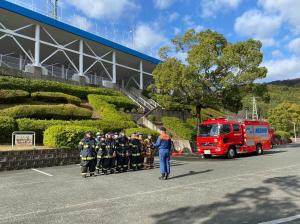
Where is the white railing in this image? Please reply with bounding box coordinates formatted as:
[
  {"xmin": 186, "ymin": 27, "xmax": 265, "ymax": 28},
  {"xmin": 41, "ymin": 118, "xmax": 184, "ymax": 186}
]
[
  {"xmin": 129, "ymin": 87, "xmax": 161, "ymax": 109},
  {"xmin": 0, "ymin": 54, "xmax": 102, "ymax": 86}
]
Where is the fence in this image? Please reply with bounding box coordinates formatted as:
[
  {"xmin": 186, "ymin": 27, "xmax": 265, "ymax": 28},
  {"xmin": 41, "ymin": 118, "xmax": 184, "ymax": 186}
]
[{"xmin": 0, "ymin": 54, "xmax": 103, "ymax": 86}]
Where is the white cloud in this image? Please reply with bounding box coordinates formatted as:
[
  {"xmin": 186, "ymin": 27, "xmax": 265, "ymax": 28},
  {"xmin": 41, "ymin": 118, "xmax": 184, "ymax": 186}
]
[
  {"xmin": 271, "ymin": 50, "xmax": 283, "ymax": 58},
  {"xmin": 259, "ymin": 0, "xmax": 300, "ymax": 33},
  {"xmin": 154, "ymin": 0, "xmax": 175, "ymax": 9},
  {"xmin": 67, "ymin": 15, "xmax": 92, "ymax": 31},
  {"xmin": 174, "ymin": 27, "xmax": 181, "ymax": 35},
  {"xmin": 263, "ymin": 57, "xmax": 300, "ymax": 82},
  {"xmin": 288, "ymin": 38, "xmax": 300, "ymax": 54},
  {"xmin": 201, "ymin": 0, "xmax": 241, "ymax": 18},
  {"xmin": 168, "ymin": 12, "xmax": 179, "ymax": 22},
  {"xmin": 64, "ymin": 0, "xmax": 137, "ymax": 20},
  {"xmin": 133, "ymin": 24, "xmax": 167, "ymax": 52},
  {"xmin": 234, "ymin": 10, "xmax": 282, "ymax": 47}
]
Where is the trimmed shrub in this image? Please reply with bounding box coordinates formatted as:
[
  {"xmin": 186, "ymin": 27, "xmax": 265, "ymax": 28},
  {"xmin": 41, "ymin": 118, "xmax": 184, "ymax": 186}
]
[
  {"xmin": 0, "ymin": 116, "xmax": 17, "ymax": 143},
  {"xmin": 0, "ymin": 104, "xmax": 92, "ymax": 120},
  {"xmin": 88, "ymin": 94, "xmax": 133, "ymax": 122},
  {"xmin": 0, "ymin": 89, "xmax": 30, "ymax": 103},
  {"xmin": 43, "ymin": 125, "xmax": 98, "ymax": 148},
  {"xmin": 94, "ymin": 95, "xmax": 137, "ymax": 111},
  {"xmin": 0, "ymin": 76, "xmax": 121, "ymax": 99},
  {"xmin": 162, "ymin": 117, "xmax": 194, "ymax": 140},
  {"xmin": 275, "ymin": 131, "xmax": 291, "ymax": 140},
  {"xmin": 17, "ymin": 118, "xmax": 136, "ymax": 143},
  {"xmin": 31, "ymin": 92, "xmax": 81, "ymax": 105},
  {"xmin": 125, "ymin": 128, "xmax": 159, "ymax": 139}
]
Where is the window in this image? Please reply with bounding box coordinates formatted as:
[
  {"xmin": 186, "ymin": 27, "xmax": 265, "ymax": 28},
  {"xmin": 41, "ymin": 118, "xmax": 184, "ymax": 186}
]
[
  {"xmin": 198, "ymin": 124, "xmax": 220, "ymax": 137},
  {"xmin": 233, "ymin": 124, "xmax": 240, "ymax": 132},
  {"xmin": 220, "ymin": 124, "xmax": 231, "ymax": 134}
]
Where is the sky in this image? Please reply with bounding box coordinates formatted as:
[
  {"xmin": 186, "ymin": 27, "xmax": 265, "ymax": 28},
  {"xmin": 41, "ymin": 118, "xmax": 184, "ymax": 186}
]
[{"xmin": 8, "ymin": 0, "xmax": 300, "ymax": 82}]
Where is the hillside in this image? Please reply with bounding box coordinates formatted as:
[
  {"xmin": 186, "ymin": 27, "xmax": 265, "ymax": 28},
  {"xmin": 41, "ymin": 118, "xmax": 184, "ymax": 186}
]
[{"xmin": 268, "ymin": 78, "xmax": 300, "ymax": 87}]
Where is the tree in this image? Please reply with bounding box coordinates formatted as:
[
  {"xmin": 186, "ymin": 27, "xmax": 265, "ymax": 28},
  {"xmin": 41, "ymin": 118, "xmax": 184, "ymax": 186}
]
[
  {"xmin": 152, "ymin": 29, "xmax": 267, "ymax": 121},
  {"xmin": 268, "ymin": 103, "xmax": 300, "ymax": 133}
]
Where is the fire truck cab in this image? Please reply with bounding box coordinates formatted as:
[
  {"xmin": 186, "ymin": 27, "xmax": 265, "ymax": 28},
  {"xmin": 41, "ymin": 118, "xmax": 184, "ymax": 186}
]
[{"xmin": 197, "ymin": 118, "xmax": 272, "ymax": 159}]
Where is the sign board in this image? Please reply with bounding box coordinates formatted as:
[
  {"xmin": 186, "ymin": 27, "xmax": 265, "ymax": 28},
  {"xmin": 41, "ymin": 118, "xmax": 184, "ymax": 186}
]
[
  {"xmin": 12, "ymin": 131, "xmax": 36, "ymax": 149},
  {"xmin": 15, "ymin": 134, "xmax": 33, "ymax": 146}
]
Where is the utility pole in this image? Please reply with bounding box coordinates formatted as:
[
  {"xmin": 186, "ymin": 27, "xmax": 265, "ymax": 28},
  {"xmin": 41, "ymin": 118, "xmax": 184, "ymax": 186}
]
[
  {"xmin": 294, "ymin": 122, "xmax": 297, "ymax": 143},
  {"xmin": 252, "ymin": 96, "xmax": 258, "ymax": 120}
]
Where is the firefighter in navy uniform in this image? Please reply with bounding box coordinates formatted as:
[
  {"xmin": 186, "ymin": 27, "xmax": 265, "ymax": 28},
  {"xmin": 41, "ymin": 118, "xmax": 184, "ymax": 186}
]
[
  {"xmin": 116, "ymin": 132, "xmax": 129, "ymax": 172},
  {"xmin": 144, "ymin": 134, "xmax": 155, "ymax": 169},
  {"xmin": 138, "ymin": 133, "xmax": 145, "ymax": 169},
  {"xmin": 102, "ymin": 133, "xmax": 116, "ymax": 174},
  {"xmin": 79, "ymin": 131, "xmax": 97, "ymax": 178},
  {"xmin": 129, "ymin": 133, "xmax": 142, "ymax": 171},
  {"xmin": 95, "ymin": 134, "xmax": 106, "ymax": 174}
]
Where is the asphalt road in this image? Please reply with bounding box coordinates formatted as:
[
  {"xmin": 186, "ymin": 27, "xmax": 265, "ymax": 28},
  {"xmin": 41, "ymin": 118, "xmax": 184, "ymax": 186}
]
[{"xmin": 1, "ymin": 145, "xmax": 300, "ymax": 224}]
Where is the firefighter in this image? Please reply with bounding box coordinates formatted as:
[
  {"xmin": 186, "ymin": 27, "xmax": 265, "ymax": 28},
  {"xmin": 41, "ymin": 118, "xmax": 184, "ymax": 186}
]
[
  {"xmin": 102, "ymin": 133, "xmax": 116, "ymax": 174},
  {"xmin": 95, "ymin": 134, "xmax": 106, "ymax": 174},
  {"xmin": 129, "ymin": 133, "xmax": 142, "ymax": 171},
  {"xmin": 154, "ymin": 127, "xmax": 172, "ymax": 180},
  {"xmin": 79, "ymin": 131, "xmax": 97, "ymax": 178},
  {"xmin": 144, "ymin": 134, "xmax": 155, "ymax": 169},
  {"xmin": 116, "ymin": 132, "xmax": 129, "ymax": 172},
  {"xmin": 138, "ymin": 133, "xmax": 145, "ymax": 169}
]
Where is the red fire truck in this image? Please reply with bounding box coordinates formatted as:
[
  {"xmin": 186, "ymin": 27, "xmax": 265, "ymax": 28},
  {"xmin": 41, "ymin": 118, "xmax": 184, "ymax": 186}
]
[{"xmin": 197, "ymin": 118, "xmax": 273, "ymax": 159}]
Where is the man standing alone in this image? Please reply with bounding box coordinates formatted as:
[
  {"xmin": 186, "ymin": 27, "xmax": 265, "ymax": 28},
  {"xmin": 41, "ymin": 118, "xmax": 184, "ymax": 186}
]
[{"xmin": 154, "ymin": 127, "xmax": 172, "ymax": 180}]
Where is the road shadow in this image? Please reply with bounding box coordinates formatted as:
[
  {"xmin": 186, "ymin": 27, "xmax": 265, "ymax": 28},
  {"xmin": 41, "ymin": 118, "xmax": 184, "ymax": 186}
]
[
  {"xmin": 264, "ymin": 175, "xmax": 300, "ymax": 198},
  {"xmin": 152, "ymin": 175, "xmax": 300, "ymax": 224},
  {"xmin": 168, "ymin": 169, "xmax": 213, "ymax": 180}
]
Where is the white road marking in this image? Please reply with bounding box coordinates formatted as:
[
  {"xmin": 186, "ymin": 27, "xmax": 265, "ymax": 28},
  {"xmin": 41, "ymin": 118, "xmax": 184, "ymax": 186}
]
[
  {"xmin": 258, "ymin": 214, "xmax": 300, "ymax": 224},
  {"xmin": 1, "ymin": 163, "xmax": 300, "ymax": 221},
  {"xmin": 31, "ymin": 169, "xmax": 53, "ymax": 177}
]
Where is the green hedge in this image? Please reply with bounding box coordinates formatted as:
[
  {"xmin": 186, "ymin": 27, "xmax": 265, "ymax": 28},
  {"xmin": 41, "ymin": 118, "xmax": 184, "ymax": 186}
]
[
  {"xmin": 17, "ymin": 118, "xmax": 136, "ymax": 143},
  {"xmin": 31, "ymin": 92, "xmax": 81, "ymax": 105},
  {"xmin": 125, "ymin": 128, "xmax": 159, "ymax": 139},
  {"xmin": 43, "ymin": 125, "xmax": 98, "ymax": 148},
  {"xmin": 94, "ymin": 95, "xmax": 138, "ymax": 111},
  {"xmin": 162, "ymin": 117, "xmax": 194, "ymax": 140},
  {"xmin": 88, "ymin": 94, "xmax": 133, "ymax": 122},
  {"xmin": 0, "ymin": 89, "xmax": 30, "ymax": 103},
  {"xmin": 0, "ymin": 116, "xmax": 17, "ymax": 143},
  {"xmin": 275, "ymin": 131, "xmax": 291, "ymax": 139},
  {"xmin": 0, "ymin": 104, "xmax": 92, "ymax": 120},
  {"xmin": 0, "ymin": 76, "xmax": 121, "ymax": 99}
]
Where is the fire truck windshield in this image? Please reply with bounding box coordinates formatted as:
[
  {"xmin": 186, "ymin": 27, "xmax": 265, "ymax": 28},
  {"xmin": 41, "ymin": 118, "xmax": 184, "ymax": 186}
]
[{"xmin": 198, "ymin": 124, "xmax": 220, "ymax": 137}]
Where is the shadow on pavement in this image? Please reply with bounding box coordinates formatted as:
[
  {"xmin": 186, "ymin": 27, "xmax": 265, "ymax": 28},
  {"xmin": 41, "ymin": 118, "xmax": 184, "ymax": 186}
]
[
  {"xmin": 152, "ymin": 176, "xmax": 300, "ymax": 224},
  {"xmin": 168, "ymin": 169, "xmax": 213, "ymax": 180}
]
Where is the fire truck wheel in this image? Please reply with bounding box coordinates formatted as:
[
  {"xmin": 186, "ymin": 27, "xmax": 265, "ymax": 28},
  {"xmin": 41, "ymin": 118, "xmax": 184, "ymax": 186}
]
[
  {"xmin": 227, "ymin": 147, "xmax": 236, "ymax": 159},
  {"xmin": 256, "ymin": 144, "xmax": 263, "ymax": 155}
]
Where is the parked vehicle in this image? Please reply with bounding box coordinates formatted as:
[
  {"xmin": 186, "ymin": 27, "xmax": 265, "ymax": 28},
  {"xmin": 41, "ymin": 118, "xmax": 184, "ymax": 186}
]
[{"xmin": 197, "ymin": 118, "xmax": 273, "ymax": 159}]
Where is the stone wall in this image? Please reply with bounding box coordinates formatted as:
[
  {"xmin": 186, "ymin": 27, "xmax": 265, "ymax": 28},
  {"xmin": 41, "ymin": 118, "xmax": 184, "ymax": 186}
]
[{"xmin": 0, "ymin": 148, "xmax": 80, "ymax": 171}]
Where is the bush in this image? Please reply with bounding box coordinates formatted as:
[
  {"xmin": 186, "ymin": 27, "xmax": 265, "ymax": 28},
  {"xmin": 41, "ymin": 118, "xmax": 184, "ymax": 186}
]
[
  {"xmin": 94, "ymin": 95, "xmax": 137, "ymax": 111},
  {"xmin": 0, "ymin": 76, "xmax": 121, "ymax": 99},
  {"xmin": 0, "ymin": 104, "xmax": 92, "ymax": 120},
  {"xmin": 162, "ymin": 117, "xmax": 194, "ymax": 140},
  {"xmin": 275, "ymin": 131, "xmax": 291, "ymax": 140},
  {"xmin": 31, "ymin": 92, "xmax": 81, "ymax": 105},
  {"xmin": 0, "ymin": 116, "xmax": 17, "ymax": 143},
  {"xmin": 88, "ymin": 94, "xmax": 133, "ymax": 122},
  {"xmin": 0, "ymin": 89, "xmax": 30, "ymax": 103},
  {"xmin": 125, "ymin": 128, "xmax": 159, "ymax": 139},
  {"xmin": 17, "ymin": 118, "xmax": 136, "ymax": 143},
  {"xmin": 43, "ymin": 125, "xmax": 98, "ymax": 148}
]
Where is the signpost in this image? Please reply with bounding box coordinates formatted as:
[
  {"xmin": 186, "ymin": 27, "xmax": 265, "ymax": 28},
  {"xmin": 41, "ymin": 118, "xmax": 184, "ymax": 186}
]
[{"xmin": 12, "ymin": 131, "xmax": 36, "ymax": 149}]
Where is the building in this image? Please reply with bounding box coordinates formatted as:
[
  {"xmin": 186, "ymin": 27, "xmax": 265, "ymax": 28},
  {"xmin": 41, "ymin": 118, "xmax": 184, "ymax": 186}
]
[{"xmin": 0, "ymin": 1, "xmax": 160, "ymax": 89}]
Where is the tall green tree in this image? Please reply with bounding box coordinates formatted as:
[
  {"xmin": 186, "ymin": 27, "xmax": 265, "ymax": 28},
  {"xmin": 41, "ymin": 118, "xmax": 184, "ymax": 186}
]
[{"xmin": 152, "ymin": 29, "xmax": 267, "ymax": 121}]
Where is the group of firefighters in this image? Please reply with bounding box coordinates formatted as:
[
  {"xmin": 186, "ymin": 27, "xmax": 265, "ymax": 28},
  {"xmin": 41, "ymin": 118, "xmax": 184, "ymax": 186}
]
[{"xmin": 79, "ymin": 131, "xmax": 156, "ymax": 178}]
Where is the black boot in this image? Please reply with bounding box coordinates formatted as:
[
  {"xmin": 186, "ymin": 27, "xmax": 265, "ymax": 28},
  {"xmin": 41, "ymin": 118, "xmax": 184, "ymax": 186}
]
[{"xmin": 164, "ymin": 174, "xmax": 169, "ymax": 180}]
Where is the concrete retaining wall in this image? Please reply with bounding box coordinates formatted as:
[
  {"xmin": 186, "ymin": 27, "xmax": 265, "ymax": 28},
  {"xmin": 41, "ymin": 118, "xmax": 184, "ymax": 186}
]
[{"xmin": 0, "ymin": 148, "xmax": 80, "ymax": 171}]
